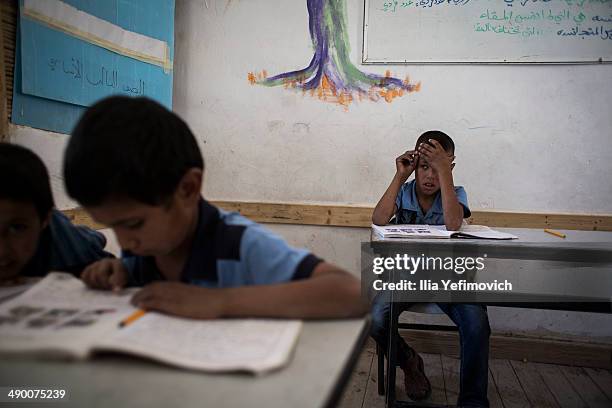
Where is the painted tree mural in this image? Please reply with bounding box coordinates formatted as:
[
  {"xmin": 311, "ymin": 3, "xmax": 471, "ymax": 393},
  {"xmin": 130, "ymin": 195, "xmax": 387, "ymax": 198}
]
[{"xmin": 248, "ymin": 0, "xmax": 420, "ymax": 108}]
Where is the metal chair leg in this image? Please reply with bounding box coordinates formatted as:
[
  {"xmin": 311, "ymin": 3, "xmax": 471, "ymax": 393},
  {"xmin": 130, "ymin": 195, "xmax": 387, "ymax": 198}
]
[
  {"xmin": 377, "ymin": 343, "xmax": 385, "ymax": 395},
  {"xmin": 386, "ymin": 301, "xmax": 398, "ymax": 408}
]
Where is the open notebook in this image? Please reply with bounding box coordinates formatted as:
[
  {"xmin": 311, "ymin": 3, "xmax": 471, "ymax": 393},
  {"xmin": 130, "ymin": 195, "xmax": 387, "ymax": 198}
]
[
  {"xmin": 0, "ymin": 277, "xmax": 37, "ymax": 303},
  {"xmin": 0, "ymin": 273, "xmax": 302, "ymax": 374},
  {"xmin": 372, "ymin": 224, "xmax": 518, "ymax": 240}
]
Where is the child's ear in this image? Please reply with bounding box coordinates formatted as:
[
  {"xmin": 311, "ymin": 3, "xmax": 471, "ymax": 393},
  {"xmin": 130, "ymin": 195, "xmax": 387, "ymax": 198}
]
[{"xmin": 177, "ymin": 168, "xmax": 203, "ymax": 203}]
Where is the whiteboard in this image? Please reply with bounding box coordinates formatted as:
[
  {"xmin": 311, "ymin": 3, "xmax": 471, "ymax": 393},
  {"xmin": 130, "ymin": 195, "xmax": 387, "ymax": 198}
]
[{"xmin": 363, "ymin": 0, "xmax": 612, "ymax": 63}]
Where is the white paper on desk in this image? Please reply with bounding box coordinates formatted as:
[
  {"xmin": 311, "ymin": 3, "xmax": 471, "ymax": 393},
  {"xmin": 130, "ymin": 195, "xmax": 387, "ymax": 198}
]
[
  {"xmin": 0, "ymin": 273, "xmax": 302, "ymax": 374},
  {"xmin": 372, "ymin": 224, "xmax": 451, "ymax": 239},
  {"xmin": 0, "ymin": 279, "xmax": 38, "ymax": 303},
  {"xmin": 431, "ymin": 225, "xmax": 518, "ymax": 240},
  {"xmin": 373, "ymin": 224, "xmax": 517, "ymax": 240},
  {"xmin": 96, "ymin": 315, "xmax": 302, "ymax": 374},
  {"xmin": 0, "ymin": 273, "xmax": 136, "ymax": 357}
]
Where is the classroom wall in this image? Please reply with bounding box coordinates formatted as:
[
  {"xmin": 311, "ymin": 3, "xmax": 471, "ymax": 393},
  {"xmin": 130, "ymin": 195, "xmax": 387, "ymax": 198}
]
[
  {"xmin": 174, "ymin": 0, "xmax": 612, "ymax": 214},
  {"xmin": 9, "ymin": 0, "xmax": 612, "ymax": 342}
]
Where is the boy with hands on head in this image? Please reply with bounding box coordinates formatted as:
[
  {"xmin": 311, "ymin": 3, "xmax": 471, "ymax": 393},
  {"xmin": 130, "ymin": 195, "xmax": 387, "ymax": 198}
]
[
  {"xmin": 66, "ymin": 96, "xmax": 367, "ymax": 320},
  {"xmin": 370, "ymin": 131, "xmax": 490, "ymax": 408},
  {"xmin": 372, "ymin": 132, "xmax": 463, "ymax": 230}
]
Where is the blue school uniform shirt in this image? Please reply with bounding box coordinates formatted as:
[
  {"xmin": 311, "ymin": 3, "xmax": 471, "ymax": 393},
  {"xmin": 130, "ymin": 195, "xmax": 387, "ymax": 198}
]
[
  {"xmin": 122, "ymin": 199, "xmax": 323, "ymax": 287},
  {"xmin": 394, "ymin": 180, "xmax": 471, "ymax": 225},
  {"xmin": 22, "ymin": 209, "xmax": 113, "ymax": 276}
]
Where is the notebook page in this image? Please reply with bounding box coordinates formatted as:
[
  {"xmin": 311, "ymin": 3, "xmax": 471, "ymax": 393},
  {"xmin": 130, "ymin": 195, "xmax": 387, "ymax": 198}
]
[
  {"xmin": 0, "ymin": 273, "xmax": 137, "ymax": 356},
  {"xmin": 431, "ymin": 224, "xmax": 492, "ymax": 233},
  {"xmin": 432, "ymin": 225, "xmax": 517, "ymax": 239},
  {"xmin": 372, "ymin": 224, "xmax": 452, "ymax": 239},
  {"xmin": 0, "ymin": 278, "xmax": 37, "ymax": 303},
  {"xmin": 98, "ymin": 313, "xmax": 302, "ymax": 374}
]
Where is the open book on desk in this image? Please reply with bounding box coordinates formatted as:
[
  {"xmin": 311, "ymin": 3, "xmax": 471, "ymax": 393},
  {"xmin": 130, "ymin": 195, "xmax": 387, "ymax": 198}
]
[
  {"xmin": 372, "ymin": 224, "xmax": 518, "ymax": 240},
  {"xmin": 0, "ymin": 277, "xmax": 38, "ymax": 303},
  {"xmin": 0, "ymin": 273, "xmax": 301, "ymax": 374}
]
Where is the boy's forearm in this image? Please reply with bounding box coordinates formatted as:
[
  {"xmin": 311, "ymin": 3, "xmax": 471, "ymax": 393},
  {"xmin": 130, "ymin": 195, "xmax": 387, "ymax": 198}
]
[
  {"xmin": 437, "ymin": 169, "xmax": 464, "ymax": 230},
  {"xmin": 372, "ymin": 173, "xmax": 406, "ymax": 225},
  {"xmin": 221, "ymin": 270, "xmax": 368, "ymax": 319}
]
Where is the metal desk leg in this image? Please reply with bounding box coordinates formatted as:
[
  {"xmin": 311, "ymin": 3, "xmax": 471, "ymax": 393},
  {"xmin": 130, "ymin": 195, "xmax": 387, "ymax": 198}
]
[
  {"xmin": 386, "ymin": 300, "xmax": 398, "ymax": 408},
  {"xmin": 377, "ymin": 343, "xmax": 385, "ymax": 396}
]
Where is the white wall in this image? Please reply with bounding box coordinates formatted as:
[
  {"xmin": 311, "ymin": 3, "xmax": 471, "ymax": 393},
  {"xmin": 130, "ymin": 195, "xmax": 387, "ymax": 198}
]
[
  {"xmin": 174, "ymin": 0, "xmax": 612, "ymax": 213},
  {"xmin": 9, "ymin": 0, "xmax": 612, "ymax": 342},
  {"xmin": 10, "ymin": 126, "xmax": 74, "ymax": 209}
]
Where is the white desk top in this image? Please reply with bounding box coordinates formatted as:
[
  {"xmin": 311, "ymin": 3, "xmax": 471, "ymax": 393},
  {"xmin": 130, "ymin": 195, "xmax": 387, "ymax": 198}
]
[
  {"xmin": 367, "ymin": 227, "xmax": 612, "ymax": 305},
  {"xmin": 0, "ymin": 318, "xmax": 369, "ymax": 408},
  {"xmin": 371, "ymin": 226, "xmax": 612, "ymax": 249}
]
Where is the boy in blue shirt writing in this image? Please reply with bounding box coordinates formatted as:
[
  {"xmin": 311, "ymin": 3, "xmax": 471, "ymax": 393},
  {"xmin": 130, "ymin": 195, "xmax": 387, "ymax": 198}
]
[
  {"xmin": 371, "ymin": 131, "xmax": 490, "ymax": 407},
  {"xmin": 64, "ymin": 96, "xmax": 366, "ymax": 320},
  {"xmin": 0, "ymin": 143, "xmax": 112, "ymax": 282}
]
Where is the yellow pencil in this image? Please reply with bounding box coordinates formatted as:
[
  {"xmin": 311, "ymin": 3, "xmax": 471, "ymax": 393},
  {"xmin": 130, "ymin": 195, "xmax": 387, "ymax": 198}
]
[
  {"xmin": 544, "ymin": 229, "xmax": 566, "ymax": 239},
  {"xmin": 119, "ymin": 309, "xmax": 146, "ymax": 328}
]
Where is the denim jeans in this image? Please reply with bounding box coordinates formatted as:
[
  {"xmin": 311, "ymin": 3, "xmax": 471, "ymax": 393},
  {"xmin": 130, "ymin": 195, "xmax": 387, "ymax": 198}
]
[{"xmin": 371, "ymin": 298, "xmax": 491, "ymax": 408}]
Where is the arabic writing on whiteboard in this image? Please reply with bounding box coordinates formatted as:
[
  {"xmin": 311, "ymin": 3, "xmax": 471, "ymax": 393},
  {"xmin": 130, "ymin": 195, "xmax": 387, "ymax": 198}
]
[{"xmin": 379, "ymin": 0, "xmax": 612, "ymax": 40}]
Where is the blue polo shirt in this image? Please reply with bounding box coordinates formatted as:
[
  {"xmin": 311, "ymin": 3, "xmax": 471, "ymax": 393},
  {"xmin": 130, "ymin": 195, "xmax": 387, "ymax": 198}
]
[
  {"xmin": 394, "ymin": 180, "xmax": 471, "ymax": 225},
  {"xmin": 123, "ymin": 199, "xmax": 323, "ymax": 287},
  {"xmin": 22, "ymin": 209, "xmax": 113, "ymax": 276}
]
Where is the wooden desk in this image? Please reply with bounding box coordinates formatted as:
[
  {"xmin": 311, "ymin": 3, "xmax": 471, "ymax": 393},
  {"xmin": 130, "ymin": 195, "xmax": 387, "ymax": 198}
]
[{"xmin": 0, "ymin": 318, "xmax": 370, "ymax": 408}]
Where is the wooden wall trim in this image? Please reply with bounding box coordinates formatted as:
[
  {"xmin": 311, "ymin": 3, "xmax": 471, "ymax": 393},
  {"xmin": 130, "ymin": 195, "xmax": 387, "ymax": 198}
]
[
  {"xmin": 214, "ymin": 201, "xmax": 612, "ymax": 231},
  {"xmin": 63, "ymin": 201, "xmax": 612, "ymax": 231},
  {"xmin": 214, "ymin": 201, "xmax": 374, "ymax": 228},
  {"xmin": 63, "ymin": 207, "xmax": 105, "ymax": 230},
  {"xmin": 0, "ymin": 3, "xmax": 8, "ymax": 142},
  {"xmin": 1, "ymin": 0, "xmax": 17, "ymax": 140}
]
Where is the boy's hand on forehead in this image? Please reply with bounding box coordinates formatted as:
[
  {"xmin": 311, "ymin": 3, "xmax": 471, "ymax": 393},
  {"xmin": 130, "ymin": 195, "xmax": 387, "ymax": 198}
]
[
  {"xmin": 417, "ymin": 139, "xmax": 454, "ymax": 173},
  {"xmin": 395, "ymin": 150, "xmax": 419, "ymax": 180},
  {"xmin": 131, "ymin": 282, "xmax": 226, "ymax": 319}
]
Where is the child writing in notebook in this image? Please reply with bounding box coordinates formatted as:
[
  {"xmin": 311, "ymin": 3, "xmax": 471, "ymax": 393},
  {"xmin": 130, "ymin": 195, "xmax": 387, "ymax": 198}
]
[
  {"xmin": 63, "ymin": 96, "xmax": 367, "ymax": 320},
  {"xmin": 0, "ymin": 143, "xmax": 112, "ymax": 282},
  {"xmin": 371, "ymin": 131, "xmax": 490, "ymax": 407}
]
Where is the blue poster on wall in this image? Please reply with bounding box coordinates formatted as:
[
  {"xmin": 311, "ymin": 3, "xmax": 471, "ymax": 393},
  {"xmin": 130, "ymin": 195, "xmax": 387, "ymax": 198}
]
[{"xmin": 12, "ymin": 0, "xmax": 174, "ymax": 134}]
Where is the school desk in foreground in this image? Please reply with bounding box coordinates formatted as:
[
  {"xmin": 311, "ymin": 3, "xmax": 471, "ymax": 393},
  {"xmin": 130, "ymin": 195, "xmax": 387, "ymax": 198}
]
[{"xmin": 0, "ymin": 274, "xmax": 370, "ymax": 408}]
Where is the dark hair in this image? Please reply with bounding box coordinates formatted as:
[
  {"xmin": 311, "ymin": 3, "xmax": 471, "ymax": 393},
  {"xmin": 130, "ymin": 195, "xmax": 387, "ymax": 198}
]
[
  {"xmin": 0, "ymin": 143, "xmax": 54, "ymax": 220},
  {"xmin": 415, "ymin": 130, "xmax": 455, "ymax": 154},
  {"xmin": 64, "ymin": 96, "xmax": 204, "ymax": 206}
]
